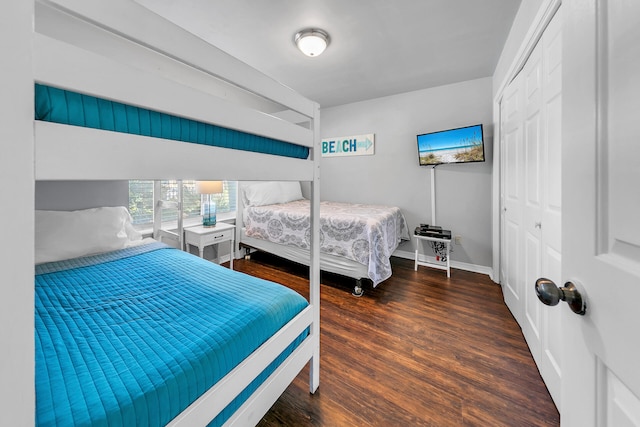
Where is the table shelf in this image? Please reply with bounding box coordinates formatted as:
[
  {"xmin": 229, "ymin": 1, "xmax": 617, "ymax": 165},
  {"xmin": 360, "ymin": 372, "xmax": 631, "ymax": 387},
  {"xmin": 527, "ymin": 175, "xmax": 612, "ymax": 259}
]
[{"xmin": 414, "ymin": 233, "xmax": 451, "ymax": 277}]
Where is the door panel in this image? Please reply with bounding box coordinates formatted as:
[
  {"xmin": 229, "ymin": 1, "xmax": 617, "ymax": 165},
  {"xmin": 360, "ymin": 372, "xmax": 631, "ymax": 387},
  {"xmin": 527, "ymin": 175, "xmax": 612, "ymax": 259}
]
[
  {"xmin": 501, "ymin": 73, "xmax": 524, "ymax": 323},
  {"xmin": 562, "ymin": 0, "xmax": 640, "ymax": 424},
  {"xmin": 504, "ymin": 219, "xmax": 521, "ymax": 307},
  {"xmin": 521, "ymin": 40, "xmax": 543, "ymax": 359},
  {"xmin": 605, "ymin": 369, "xmax": 640, "ymax": 427},
  {"xmin": 524, "ymin": 231, "xmax": 541, "ymax": 348},
  {"xmin": 541, "ymin": 244, "xmax": 562, "ymax": 401},
  {"xmin": 538, "ymin": 9, "xmax": 563, "ymax": 407},
  {"xmin": 500, "ymin": 7, "xmax": 564, "ymax": 410}
]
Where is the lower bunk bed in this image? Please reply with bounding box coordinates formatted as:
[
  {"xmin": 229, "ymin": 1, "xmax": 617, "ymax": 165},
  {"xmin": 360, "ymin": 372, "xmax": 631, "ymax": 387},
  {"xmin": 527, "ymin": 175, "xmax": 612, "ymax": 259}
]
[
  {"xmin": 238, "ymin": 182, "xmax": 410, "ymax": 296},
  {"xmin": 35, "ymin": 207, "xmax": 313, "ymax": 426}
]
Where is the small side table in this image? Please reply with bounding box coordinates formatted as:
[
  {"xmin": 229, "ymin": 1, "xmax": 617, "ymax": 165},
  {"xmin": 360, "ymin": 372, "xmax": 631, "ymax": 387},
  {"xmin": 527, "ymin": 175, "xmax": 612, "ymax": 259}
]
[
  {"xmin": 414, "ymin": 233, "xmax": 451, "ymax": 277},
  {"xmin": 184, "ymin": 222, "xmax": 235, "ymax": 270}
]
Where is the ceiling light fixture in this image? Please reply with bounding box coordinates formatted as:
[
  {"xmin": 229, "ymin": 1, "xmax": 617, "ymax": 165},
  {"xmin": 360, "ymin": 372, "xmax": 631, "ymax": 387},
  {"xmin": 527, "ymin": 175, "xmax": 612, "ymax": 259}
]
[{"xmin": 294, "ymin": 28, "xmax": 330, "ymax": 57}]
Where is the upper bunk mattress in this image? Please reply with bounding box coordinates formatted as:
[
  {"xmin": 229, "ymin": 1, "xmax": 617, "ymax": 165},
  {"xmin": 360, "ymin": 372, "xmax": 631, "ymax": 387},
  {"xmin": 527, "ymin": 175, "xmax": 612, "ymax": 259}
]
[
  {"xmin": 35, "ymin": 242, "xmax": 308, "ymax": 426},
  {"xmin": 244, "ymin": 200, "xmax": 409, "ymax": 285},
  {"xmin": 34, "ymin": 84, "xmax": 310, "ymax": 159}
]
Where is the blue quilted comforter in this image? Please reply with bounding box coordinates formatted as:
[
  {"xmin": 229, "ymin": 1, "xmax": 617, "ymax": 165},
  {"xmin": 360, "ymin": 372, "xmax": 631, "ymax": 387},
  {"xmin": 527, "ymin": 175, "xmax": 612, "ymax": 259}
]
[{"xmin": 35, "ymin": 243, "xmax": 308, "ymax": 426}]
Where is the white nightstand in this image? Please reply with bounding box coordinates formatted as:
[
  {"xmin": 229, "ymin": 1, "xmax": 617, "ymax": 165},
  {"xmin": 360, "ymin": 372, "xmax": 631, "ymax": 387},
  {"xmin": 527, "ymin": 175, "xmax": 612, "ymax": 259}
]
[
  {"xmin": 414, "ymin": 233, "xmax": 451, "ymax": 278},
  {"xmin": 184, "ymin": 222, "xmax": 235, "ymax": 269}
]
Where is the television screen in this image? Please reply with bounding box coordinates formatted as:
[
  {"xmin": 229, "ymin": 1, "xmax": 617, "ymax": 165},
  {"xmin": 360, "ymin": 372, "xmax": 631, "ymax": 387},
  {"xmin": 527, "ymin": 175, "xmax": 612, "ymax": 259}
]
[{"xmin": 417, "ymin": 124, "xmax": 485, "ymax": 166}]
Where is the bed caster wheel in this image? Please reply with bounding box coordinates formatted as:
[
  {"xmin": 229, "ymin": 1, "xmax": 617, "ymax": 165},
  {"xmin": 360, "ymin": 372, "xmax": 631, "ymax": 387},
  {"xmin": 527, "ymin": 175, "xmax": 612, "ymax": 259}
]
[{"xmin": 352, "ymin": 282, "xmax": 364, "ymax": 297}]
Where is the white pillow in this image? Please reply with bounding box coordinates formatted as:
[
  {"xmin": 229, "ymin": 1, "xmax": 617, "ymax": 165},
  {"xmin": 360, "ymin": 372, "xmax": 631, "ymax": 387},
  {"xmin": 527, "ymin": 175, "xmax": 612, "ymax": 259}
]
[
  {"xmin": 35, "ymin": 206, "xmax": 139, "ymax": 264},
  {"xmin": 243, "ymin": 181, "xmax": 303, "ymax": 207}
]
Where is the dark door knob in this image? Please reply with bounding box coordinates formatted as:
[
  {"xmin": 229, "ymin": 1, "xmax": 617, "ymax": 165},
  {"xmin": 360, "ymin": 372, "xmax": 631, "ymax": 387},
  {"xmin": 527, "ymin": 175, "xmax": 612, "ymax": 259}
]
[{"xmin": 535, "ymin": 278, "xmax": 587, "ymax": 315}]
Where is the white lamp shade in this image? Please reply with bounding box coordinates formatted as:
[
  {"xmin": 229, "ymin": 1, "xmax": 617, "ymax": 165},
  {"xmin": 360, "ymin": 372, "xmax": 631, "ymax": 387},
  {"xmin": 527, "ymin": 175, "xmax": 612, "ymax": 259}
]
[
  {"xmin": 295, "ymin": 29, "xmax": 329, "ymax": 57},
  {"xmin": 196, "ymin": 180, "xmax": 223, "ymax": 194}
]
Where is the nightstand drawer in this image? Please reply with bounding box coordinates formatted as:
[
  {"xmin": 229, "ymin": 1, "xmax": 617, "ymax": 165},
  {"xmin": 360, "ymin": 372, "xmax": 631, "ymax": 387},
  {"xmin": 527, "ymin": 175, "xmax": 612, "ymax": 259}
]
[{"xmin": 199, "ymin": 229, "xmax": 233, "ymax": 246}]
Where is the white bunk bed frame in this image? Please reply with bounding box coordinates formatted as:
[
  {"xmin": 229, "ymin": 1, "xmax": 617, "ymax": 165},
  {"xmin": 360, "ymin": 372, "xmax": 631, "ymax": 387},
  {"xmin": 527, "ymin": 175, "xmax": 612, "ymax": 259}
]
[{"xmin": 32, "ymin": 0, "xmax": 321, "ymax": 425}]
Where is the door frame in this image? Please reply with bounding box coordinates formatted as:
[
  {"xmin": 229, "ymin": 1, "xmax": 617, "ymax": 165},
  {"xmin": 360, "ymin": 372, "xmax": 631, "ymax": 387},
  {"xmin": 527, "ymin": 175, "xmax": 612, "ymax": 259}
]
[{"xmin": 492, "ymin": 0, "xmax": 562, "ymax": 282}]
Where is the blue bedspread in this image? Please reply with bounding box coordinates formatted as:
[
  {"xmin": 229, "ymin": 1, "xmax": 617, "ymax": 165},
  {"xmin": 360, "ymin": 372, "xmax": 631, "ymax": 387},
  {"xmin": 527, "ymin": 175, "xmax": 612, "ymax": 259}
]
[
  {"xmin": 34, "ymin": 84, "xmax": 310, "ymax": 160},
  {"xmin": 35, "ymin": 243, "xmax": 308, "ymax": 426}
]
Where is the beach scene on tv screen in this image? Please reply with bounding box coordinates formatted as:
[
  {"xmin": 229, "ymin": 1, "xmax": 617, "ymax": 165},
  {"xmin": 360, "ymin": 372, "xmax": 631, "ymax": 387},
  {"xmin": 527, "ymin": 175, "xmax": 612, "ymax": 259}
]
[{"xmin": 418, "ymin": 125, "xmax": 484, "ymax": 165}]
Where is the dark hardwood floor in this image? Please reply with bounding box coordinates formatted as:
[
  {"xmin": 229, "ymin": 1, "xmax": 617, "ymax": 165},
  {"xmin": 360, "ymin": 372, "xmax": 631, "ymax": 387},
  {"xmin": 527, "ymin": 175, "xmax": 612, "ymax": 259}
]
[{"xmin": 231, "ymin": 252, "xmax": 560, "ymax": 426}]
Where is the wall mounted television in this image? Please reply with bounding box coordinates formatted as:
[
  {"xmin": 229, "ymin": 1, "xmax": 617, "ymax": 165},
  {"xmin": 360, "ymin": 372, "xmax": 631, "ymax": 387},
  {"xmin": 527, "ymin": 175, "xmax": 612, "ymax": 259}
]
[{"xmin": 417, "ymin": 124, "xmax": 485, "ymax": 166}]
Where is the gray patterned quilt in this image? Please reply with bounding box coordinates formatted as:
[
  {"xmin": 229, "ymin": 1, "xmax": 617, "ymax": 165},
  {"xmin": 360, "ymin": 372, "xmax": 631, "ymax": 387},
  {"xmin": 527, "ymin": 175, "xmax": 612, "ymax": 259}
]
[{"xmin": 244, "ymin": 200, "xmax": 409, "ymax": 285}]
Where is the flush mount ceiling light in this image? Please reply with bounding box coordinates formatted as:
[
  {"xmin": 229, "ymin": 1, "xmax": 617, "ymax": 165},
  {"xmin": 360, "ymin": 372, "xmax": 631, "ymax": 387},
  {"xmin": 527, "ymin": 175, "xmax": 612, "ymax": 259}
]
[{"xmin": 294, "ymin": 28, "xmax": 330, "ymax": 57}]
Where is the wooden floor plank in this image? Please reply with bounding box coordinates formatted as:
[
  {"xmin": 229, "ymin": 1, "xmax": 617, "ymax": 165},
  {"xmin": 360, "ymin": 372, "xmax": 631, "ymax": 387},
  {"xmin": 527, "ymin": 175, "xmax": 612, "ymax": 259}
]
[{"xmin": 231, "ymin": 252, "xmax": 560, "ymax": 426}]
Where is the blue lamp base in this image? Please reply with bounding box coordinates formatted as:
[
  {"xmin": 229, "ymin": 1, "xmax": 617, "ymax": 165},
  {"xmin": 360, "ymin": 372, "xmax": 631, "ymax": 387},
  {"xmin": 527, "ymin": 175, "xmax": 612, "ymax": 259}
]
[
  {"xmin": 202, "ymin": 199, "xmax": 217, "ymax": 227},
  {"xmin": 203, "ymin": 216, "xmax": 217, "ymax": 227}
]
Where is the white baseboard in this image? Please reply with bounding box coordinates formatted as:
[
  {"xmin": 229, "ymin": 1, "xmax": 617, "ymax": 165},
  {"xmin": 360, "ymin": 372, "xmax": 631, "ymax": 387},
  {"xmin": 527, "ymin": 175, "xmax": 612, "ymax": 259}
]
[
  {"xmin": 217, "ymin": 254, "xmax": 232, "ymax": 265},
  {"xmin": 232, "ymin": 246, "xmax": 494, "ymax": 281},
  {"xmin": 393, "ymin": 249, "xmax": 493, "ymax": 278}
]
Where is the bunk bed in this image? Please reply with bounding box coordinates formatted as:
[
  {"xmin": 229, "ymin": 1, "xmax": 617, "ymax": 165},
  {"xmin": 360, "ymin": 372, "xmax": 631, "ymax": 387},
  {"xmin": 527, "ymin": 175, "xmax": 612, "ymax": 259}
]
[
  {"xmin": 33, "ymin": 0, "xmax": 321, "ymax": 425},
  {"xmin": 237, "ymin": 181, "xmax": 409, "ymax": 296}
]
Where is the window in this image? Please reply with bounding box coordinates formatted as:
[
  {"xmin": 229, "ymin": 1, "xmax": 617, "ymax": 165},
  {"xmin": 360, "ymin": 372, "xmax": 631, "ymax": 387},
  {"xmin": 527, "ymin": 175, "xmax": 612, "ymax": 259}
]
[{"xmin": 128, "ymin": 180, "xmax": 237, "ymax": 227}]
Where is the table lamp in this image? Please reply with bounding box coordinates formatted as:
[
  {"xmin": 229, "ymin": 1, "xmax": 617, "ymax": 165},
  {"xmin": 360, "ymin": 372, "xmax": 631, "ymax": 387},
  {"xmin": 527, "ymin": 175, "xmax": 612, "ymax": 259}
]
[{"xmin": 196, "ymin": 181, "xmax": 223, "ymax": 227}]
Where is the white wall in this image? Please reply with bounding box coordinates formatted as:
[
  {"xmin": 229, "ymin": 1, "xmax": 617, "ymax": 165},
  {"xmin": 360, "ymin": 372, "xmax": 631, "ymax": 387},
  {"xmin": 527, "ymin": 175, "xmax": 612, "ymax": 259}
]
[
  {"xmin": 35, "ymin": 181, "xmax": 129, "ymax": 210},
  {"xmin": 319, "ymin": 77, "xmax": 494, "ymax": 269}
]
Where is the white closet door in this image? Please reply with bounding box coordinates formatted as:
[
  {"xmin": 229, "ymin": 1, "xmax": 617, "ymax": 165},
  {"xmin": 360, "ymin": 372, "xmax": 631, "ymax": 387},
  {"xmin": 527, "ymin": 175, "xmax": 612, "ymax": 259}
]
[
  {"xmin": 500, "ymin": 65, "xmax": 525, "ymax": 325},
  {"xmin": 500, "ymin": 7, "xmax": 563, "ymax": 409},
  {"xmin": 521, "ymin": 33, "xmax": 544, "ymax": 368},
  {"xmin": 537, "ymin": 9, "xmax": 563, "ymax": 408}
]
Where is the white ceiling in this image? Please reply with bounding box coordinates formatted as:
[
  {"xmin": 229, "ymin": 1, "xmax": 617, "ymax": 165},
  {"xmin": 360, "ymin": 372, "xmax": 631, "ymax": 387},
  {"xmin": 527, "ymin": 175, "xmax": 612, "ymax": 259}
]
[{"xmin": 136, "ymin": 0, "xmax": 521, "ymax": 108}]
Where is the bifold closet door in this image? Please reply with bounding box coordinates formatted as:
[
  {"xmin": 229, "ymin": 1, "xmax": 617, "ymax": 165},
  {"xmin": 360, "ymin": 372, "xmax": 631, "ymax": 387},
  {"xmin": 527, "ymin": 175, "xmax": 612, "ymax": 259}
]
[
  {"xmin": 500, "ymin": 7, "xmax": 563, "ymax": 410},
  {"xmin": 500, "ymin": 60, "xmax": 525, "ymax": 326}
]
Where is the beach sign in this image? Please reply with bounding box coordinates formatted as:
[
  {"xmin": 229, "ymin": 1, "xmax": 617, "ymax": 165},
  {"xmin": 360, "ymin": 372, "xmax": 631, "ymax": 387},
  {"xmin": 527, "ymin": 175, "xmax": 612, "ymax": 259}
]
[{"xmin": 321, "ymin": 133, "xmax": 375, "ymax": 157}]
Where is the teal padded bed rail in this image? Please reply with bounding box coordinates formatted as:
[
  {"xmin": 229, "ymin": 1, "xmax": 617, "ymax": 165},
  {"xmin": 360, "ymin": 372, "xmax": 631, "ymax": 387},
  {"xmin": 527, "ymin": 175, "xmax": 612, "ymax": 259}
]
[{"xmin": 34, "ymin": 84, "xmax": 310, "ymax": 159}]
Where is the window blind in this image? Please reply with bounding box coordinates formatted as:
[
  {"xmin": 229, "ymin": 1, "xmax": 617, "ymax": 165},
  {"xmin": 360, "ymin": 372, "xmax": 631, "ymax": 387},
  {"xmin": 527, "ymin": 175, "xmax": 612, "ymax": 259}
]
[{"xmin": 128, "ymin": 180, "xmax": 237, "ymax": 226}]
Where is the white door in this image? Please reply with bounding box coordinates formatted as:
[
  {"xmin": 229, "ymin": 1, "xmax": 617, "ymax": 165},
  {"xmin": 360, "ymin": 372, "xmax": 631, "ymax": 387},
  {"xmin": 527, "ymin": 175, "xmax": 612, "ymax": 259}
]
[
  {"xmin": 521, "ymin": 35, "xmax": 546, "ymax": 379},
  {"xmin": 500, "ymin": 8, "xmax": 563, "ymax": 408},
  {"xmin": 522, "ymin": 9, "xmax": 564, "ymax": 407},
  {"xmin": 500, "ymin": 66, "xmax": 525, "ymax": 325},
  {"xmin": 559, "ymin": 0, "xmax": 640, "ymax": 425}
]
